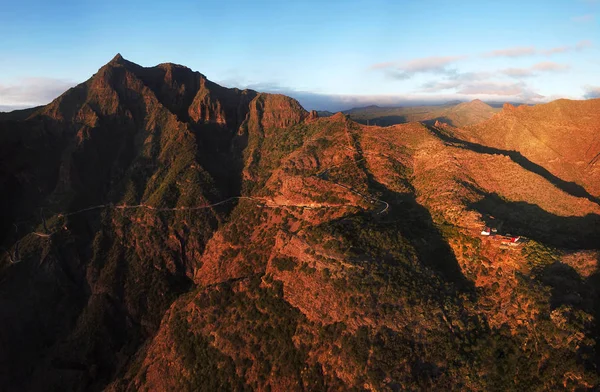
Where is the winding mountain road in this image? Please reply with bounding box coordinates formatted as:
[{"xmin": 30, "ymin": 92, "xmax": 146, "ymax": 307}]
[{"xmin": 4, "ymin": 124, "xmax": 394, "ymax": 264}]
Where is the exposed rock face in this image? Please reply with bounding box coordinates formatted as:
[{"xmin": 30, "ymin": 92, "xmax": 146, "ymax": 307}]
[
  {"xmin": 247, "ymin": 93, "xmax": 308, "ymax": 130},
  {"xmin": 1, "ymin": 56, "xmax": 600, "ymax": 391}
]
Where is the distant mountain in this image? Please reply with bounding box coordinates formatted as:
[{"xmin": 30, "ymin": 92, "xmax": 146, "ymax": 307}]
[
  {"xmin": 1, "ymin": 55, "xmax": 600, "ymax": 391},
  {"xmin": 442, "ymin": 99, "xmax": 500, "ymax": 127},
  {"xmin": 316, "ymin": 110, "xmax": 335, "ymax": 117},
  {"xmin": 443, "ymin": 100, "xmax": 464, "ymax": 105},
  {"xmin": 0, "ymin": 105, "xmax": 43, "ymax": 121},
  {"xmin": 486, "ymin": 101, "xmax": 532, "ymax": 109},
  {"xmin": 341, "ymin": 99, "xmax": 499, "ymax": 127},
  {"xmin": 461, "ymin": 98, "xmax": 600, "ymax": 196}
]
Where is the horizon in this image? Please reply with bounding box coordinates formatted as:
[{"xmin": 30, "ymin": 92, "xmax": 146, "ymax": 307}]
[{"xmin": 1, "ymin": 0, "xmax": 599, "ymax": 112}]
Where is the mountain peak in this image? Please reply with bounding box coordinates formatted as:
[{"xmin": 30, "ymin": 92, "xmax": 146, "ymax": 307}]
[
  {"xmin": 110, "ymin": 53, "xmax": 125, "ymax": 64},
  {"xmin": 453, "ymin": 98, "xmax": 493, "ymax": 111},
  {"xmin": 503, "ymin": 102, "xmax": 516, "ymax": 111},
  {"xmin": 461, "ymin": 99, "xmax": 486, "ymax": 107},
  {"xmin": 157, "ymin": 62, "xmax": 194, "ymax": 74}
]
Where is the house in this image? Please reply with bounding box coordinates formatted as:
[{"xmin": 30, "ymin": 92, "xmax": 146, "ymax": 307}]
[
  {"xmin": 508, "ymin": 236, "xmax": 521, "ymax": 246},
  {"xmin": 481, "ymin": 227, "xmax": 491, "ymax": 236}
]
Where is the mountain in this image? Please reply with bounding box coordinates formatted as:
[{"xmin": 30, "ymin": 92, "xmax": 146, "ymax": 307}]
[
  {"xmin": 341, "ymin": 99, "xmax": 499, "ymax": 127},
  {"xmin": 1, "ymin": 56, "xmax": 600, "ymax": 391},
  {"xmin": 446, "ymin": 99, "xmax": 500, "ymax": 127},
  {"xmin": 460, "ymin": 99, "xmax": 600, "ymax": 196},
  {"xmin": 0, "ymin": 106, "xmax": 43, "ymax": 121},
  {"xmin": 316, "ymin": 110, "xmax": 335, "ymax": 117},
  {"xmin": 0, "ymin": 53, "xmax": 261, "ymax": 390}
]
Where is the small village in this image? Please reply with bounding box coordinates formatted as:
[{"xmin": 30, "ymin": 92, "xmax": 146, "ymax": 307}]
[{"xmin": 479, "ymin": 218, "xmax": 528, "ymax": 250}]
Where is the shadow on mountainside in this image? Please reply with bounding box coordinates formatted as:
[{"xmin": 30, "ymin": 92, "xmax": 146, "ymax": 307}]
[
  {"xmin": 530, "ymin": 254, "xmax": 600, "ymax": 376},
  {"xmin": 466, "ymin": 187, "xmax": 600, "ymax": 250},
  {"xmin": 426, "ymin": 125, "xmax": 600, "ymax": 207},
  {"xmin": 192, "ymin": 122, "xmax": 248, "ymax": 210},
  {"xmin": 589, "ymin": 255, "xmax": 600, "ymax": 375},
  {"xmin": 350, "ymin": 115, "xmax": 408, "ymax": 127},
  {"xmin": 422, "ymin": 117, "xmax": 459, "ymax": 127},
  {"xmin": 381, "ymin": 187, "xmax": 475, "ymax": 292},
  {"xmin": 348, "ymin": 129, "xmax": 474, "ymax": 292},
  {"xmin": 0, "ymin": 112, "xmax": 221, "ymax": 390}
]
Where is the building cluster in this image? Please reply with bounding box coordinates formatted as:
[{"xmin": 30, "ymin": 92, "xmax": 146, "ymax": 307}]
[{"xmin": 481, "ymin": 226, "xmax": 525, "ymax": 248}]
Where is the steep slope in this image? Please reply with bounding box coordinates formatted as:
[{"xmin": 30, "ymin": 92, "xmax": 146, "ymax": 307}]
[
  {"xmin": 111, "ymin": 116, "xmax": 481, "ymax": 391},
  {"xmin": 462, "ymin": 99, "xmax": 600, "ymax": 196},
  {"xmin": 116, "ymin": 115, "xmax": 600, "ymax": 391},
  {"xmin": 0, "ymin": 54, "xmax": 258, "ymax": 391}
]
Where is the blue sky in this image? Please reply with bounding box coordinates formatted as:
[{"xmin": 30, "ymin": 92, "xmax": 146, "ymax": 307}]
[{"xmin": 1, "ymin": 0, "xmax": 599, "ymax": 111}]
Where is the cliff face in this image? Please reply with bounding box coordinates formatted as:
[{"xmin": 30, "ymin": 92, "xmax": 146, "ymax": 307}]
[{"xmin": 1, "ymin": 56, "xmax": 600, "ymax": 391}]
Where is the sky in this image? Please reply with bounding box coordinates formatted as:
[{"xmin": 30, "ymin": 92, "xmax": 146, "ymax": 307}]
[{"xmin": 1, "ymin": 0, "xmax": 599, "ymax": 111}]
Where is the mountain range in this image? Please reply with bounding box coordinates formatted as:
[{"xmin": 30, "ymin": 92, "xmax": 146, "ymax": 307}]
[
  {"xmin": 1, "ymin": 55, "xmax": 600, "ymax": 391},
  {"xmin": 316, "ymin": 99, "xmax": 500, "ymax": 128}
]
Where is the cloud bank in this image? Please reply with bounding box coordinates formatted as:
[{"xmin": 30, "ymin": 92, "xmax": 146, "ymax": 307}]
[
  {"xmin": 483, "ymin": 41, "xmax": 592, "ymax": 58},
  {"xmin": 0, "ymin": 78, "xmax": 75, "ymax": 108},
  {"xmin": 370, "ymin": 55, "xmax": 466, "ymax": 80},
  {"xmin": 500, "ymin": 61, "xmax": 570, "ymax": 77},
  {"xmin": 365, "ymin": 40, "xmax": 593, "ymax": 107},
  {"xmin": 233, "ymin": 81, "xmax": 547, "ymax": 112}
]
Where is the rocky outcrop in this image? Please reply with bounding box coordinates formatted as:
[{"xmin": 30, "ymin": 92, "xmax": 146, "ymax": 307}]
[{"xmin": 502, "ymin": 102, "xmax": 516, "ymax": 111}]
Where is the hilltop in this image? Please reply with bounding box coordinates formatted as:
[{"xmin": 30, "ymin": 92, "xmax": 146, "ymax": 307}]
[
  {"xmin": 1, "ymin": 55, "xmax": 600, "ymax": 391},
  {"xmin": 460, "ymin": 98, "xmax": 600, "ymax": 195},
  {"xmin": 335, "ymin": 99, "xmax": 500, "ymax": 127}
]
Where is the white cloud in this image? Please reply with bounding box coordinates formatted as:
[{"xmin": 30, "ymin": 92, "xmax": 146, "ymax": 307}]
[
  {"xmin": 531, "ymin": 61, "xmax": 570, "ymax": 71},
  {"xmin": 501, "ymin": 68, "xmax": 537, "ymax": 78},
  {"xmin": 401, "ymin": 56, "xmax": 467, "ymax": 72},
  {"xmin": 583, "ymin": 85, "xmax": 600, "ymax": 99},
  {"xmin": 483, "ymin": 46, "xmax": 536, "ymax": 58},
  {"xmin": 457, "ymin": 81, "xmax": 526, "ymax": 96},
  {"xmin": 420, "ymin": 80, "xmax": 463, "ymax": 93},
  {"xmin": 237, "ymin": 79, "xmax": 549, "ymax": 111},
  {"xmin": 500, "ymin": 61, "xmax": 570, "ymax": 77},
  {"xmin": 0, "ymin": 77, "xmax": 74, "ymax": 106},
  {"xmin": 486, "ymin": 41, "xmax": 592, "ymax": 58},
  {"xmin": 370, "ymin": 55, "xmax": 467, "ymax": 80},
  {"xmin": 542, "ymin": 46, "xmax": 570, "ymax": 55},
  {"xmin": 543, "ymin": 40, "xmax": 592, "ymax": 54}
]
